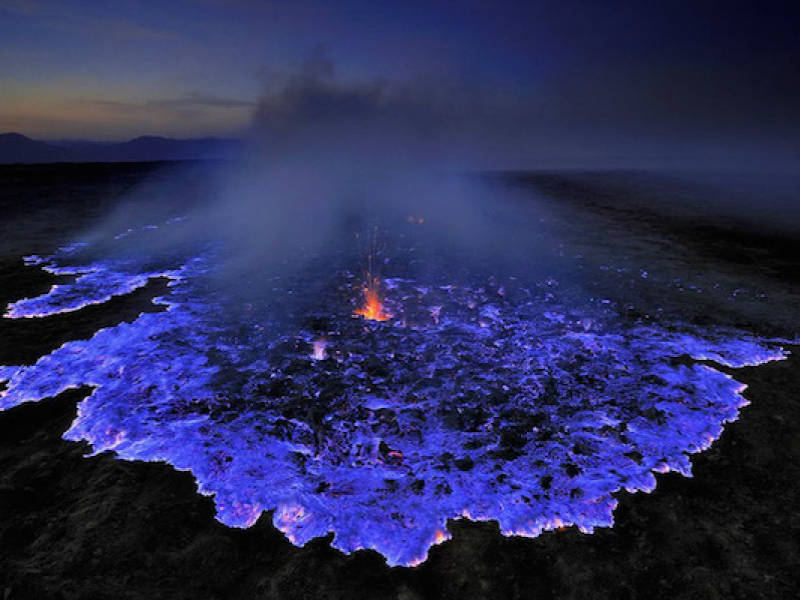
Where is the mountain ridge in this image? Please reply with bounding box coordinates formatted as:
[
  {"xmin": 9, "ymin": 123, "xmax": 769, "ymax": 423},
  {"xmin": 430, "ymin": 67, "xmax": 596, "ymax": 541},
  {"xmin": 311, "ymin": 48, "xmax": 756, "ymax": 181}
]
[{"xmin": 0, "ymin": 132, "xmax": 242, "ymax": 164}]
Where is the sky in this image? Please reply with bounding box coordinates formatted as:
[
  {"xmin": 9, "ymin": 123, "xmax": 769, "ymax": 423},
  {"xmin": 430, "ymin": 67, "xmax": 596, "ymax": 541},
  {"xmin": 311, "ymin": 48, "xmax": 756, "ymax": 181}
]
[{"xmin": 0, "ymin": 0, "xmax": 798, "ymax": 166}]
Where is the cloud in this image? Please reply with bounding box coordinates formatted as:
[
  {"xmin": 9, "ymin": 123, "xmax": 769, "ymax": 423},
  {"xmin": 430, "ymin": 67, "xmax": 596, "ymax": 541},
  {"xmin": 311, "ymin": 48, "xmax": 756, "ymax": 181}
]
[
  {"xmin": 82, "ymin": 93, "xmax": 254, "ymax": 114},
  {"xmin": 149, "ymin": 92, "xmax": 256, "ymax": 110},
  {"xmin": 23, "ymin": 92, "xmax": 254, "ymax": 139}
]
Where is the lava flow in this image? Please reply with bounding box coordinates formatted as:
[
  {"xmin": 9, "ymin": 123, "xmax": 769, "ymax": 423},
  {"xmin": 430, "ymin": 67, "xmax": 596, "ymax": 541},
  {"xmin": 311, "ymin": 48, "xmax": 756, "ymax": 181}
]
[{"xmin": 354, "ymin": 277, "xmax": 392, "ymax": 321}]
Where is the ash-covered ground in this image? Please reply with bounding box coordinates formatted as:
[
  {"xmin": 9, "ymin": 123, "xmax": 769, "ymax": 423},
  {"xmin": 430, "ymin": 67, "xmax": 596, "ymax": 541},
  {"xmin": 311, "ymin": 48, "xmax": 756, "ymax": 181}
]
[{"xmin": 1, "ymin": 163, "xmax": 799, "ymax": 599}]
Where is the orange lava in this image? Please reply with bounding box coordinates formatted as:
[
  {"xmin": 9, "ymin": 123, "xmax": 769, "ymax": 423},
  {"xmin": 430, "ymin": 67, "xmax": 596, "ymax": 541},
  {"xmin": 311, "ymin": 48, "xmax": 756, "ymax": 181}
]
[{"xmin": 354, "ymin": 280, "xmax": 392, "ymax": 321}]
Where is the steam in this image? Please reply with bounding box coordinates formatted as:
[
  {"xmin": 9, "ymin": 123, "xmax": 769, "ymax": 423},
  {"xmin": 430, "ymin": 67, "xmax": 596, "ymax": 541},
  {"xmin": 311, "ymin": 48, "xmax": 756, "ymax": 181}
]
[
  {"xmin": 249, "ymin": 47, "xmax": 493, "ymax": 166},
  {"xmin": 63, "ymin": 46, "xmax": 586, "ymax": 331},
  {"xmin": 81, "ymin": 48, "xmax": 561, "ymax": 307}
]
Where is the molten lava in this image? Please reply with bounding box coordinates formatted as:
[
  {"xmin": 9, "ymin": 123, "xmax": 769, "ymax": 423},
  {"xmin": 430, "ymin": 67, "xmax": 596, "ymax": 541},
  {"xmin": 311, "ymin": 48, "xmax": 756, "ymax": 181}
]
[
  {"xmin": 354, "ymin": 278, "xmax": 392, "ymax": 321},
  {"xmin": 353, "ymin": 227, "xmax": 392, "ymax": 321}
]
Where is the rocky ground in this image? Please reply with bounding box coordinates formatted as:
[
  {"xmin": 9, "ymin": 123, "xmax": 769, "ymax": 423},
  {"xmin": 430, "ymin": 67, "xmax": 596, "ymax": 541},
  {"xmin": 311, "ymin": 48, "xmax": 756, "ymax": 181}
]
[{"xmin": 1, "ymin": 164, "xmax": 798, "ymax": 599}]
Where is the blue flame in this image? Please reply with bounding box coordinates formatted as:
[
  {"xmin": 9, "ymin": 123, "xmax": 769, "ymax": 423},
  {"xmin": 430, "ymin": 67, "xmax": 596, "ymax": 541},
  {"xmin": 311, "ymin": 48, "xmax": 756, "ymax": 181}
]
[{"xmin": 0, "ymin": 224, "xmax": 789, "ymax": 567}]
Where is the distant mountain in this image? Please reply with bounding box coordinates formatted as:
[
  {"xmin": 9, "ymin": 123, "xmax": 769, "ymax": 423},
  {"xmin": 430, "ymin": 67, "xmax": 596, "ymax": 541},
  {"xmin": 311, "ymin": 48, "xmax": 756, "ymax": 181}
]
[
  {"xmin": 0, "ymin": 133, "xmax": 242, "ymax": 164},
  {"xmin": 0, "ymin": 133, "xmax": 72, "ymax": 163}
]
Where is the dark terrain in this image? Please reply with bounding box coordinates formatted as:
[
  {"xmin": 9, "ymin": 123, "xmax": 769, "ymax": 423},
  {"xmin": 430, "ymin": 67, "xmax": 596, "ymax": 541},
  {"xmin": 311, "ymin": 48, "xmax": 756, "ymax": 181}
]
[{"xmin": 0, "ymin": 163, "xmax": 798, "ymax": 599}]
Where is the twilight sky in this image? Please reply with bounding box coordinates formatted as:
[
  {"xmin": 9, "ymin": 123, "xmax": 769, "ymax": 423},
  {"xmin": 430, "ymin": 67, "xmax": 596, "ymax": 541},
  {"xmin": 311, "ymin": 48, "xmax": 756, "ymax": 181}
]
[{"xmin": 1, "ymin": 0, "xmax": 798, "ymax": 166}]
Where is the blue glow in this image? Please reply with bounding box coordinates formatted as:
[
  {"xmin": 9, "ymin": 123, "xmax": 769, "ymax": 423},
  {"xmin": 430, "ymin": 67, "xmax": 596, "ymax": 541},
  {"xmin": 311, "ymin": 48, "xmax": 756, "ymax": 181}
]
[{"xmin": 0, "ymin": 223, "xmax": 789, "ymax": 567}]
